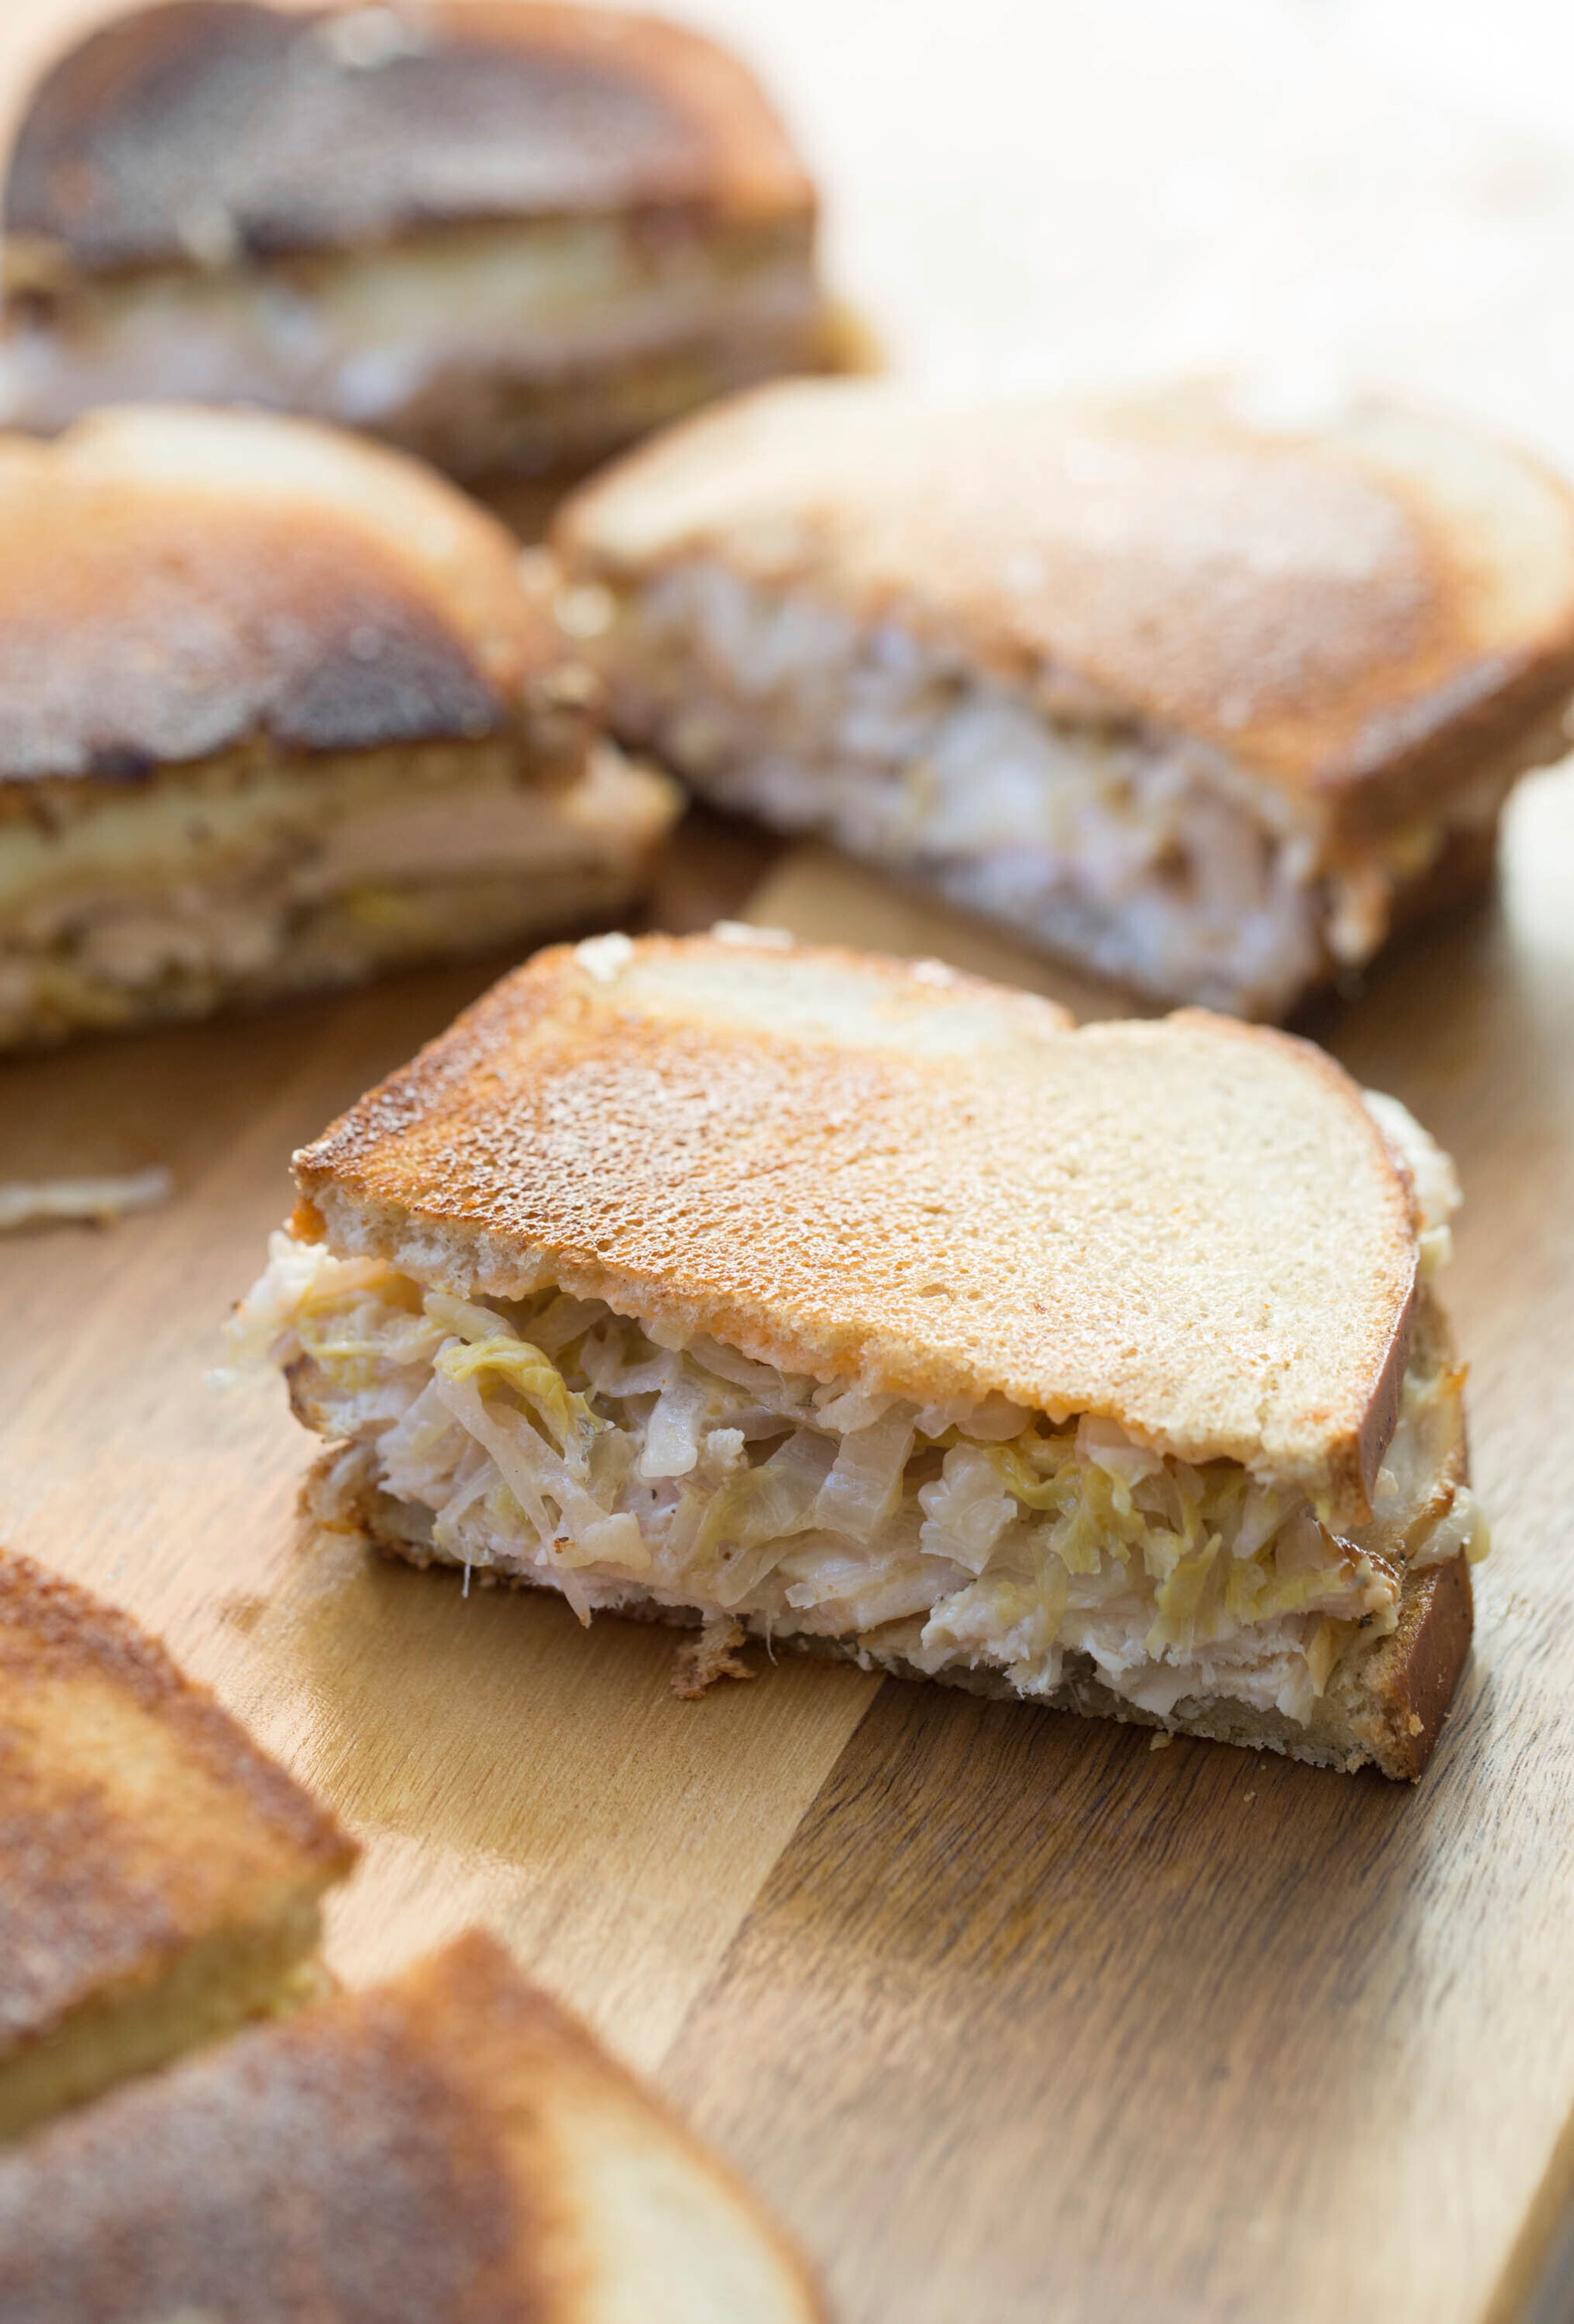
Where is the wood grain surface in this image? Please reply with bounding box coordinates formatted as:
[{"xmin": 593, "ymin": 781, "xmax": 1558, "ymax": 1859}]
[{"xmin": 5, "ymin": 3, "xmax": 1574, "ymax": 2320}]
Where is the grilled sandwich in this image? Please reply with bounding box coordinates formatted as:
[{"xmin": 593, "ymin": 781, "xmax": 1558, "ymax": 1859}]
[
  {"xmin": 0, "ymin": 401, "xmax": 677, "ymax": 1047},
  {"xmin": 232, "ymin": 928, "xmax": 1484, "ymax": 1778},
  {"xmin": 0, "ymin": 1929, "xmax": 826, "ymax": 2323},
  {"xmin": 0, "ymin": 1544, "xmax": 355, "ymax": 2141},
  {"xmin": 552, "ymin": 378, "xmax": 1574, "ymax": 1017},
  {"xmin": 1, "ymin": 0, "xmax": 845, "ymax": 483}
]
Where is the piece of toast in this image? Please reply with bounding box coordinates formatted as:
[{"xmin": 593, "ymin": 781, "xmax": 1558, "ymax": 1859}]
[
  {"xmin": 0, "ymin": 1929, "xmax": 827, "ymax": 2323},
  {"xmin": 0, "ymin": 1544, "xmax": 356, "ymax": 2140}
]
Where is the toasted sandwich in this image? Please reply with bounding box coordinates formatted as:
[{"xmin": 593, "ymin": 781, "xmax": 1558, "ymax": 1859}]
[
  {"xmin": 0, "ymin": 1929, "xmax": 826, "ymax": 2323},
  {"xmin": 230, "ymin": 928, "xmax": 1485, "ymax": 1778},
  {"xmin": 552, "ymin": 379, "xmax": 1574, "ymax": 1018},
  {"xmin": 0, "ymin": 402, "xmax": 678, "ymax": 1047},
  {"xmin": 0, "ymin": 1544, "xmax": 355, "ymax": 2140},
  {"xmin": 0, "ymin": 0, "xmax": 847, "ymax": 484}
]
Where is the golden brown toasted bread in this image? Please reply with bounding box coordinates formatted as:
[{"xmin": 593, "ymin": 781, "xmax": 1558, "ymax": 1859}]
[
  {"xmin": 0, "ymin": 1544, "xmax": 356, "ymax": 2140},
  {"xmin": 553, "ymin": 378, "xmax": 1574, "ymax": 1015},
  {"xmin": 0, "ymin": 1, "xmax": 842, "ymax": 480},
  {"xmin": 0, "ymin": 1931, "xmax": 827, "ymax": 2323},
  {"xmin": 289, "ymin": 931, "xmax": 1418, "ymax": 1512},
  {"xmin": 231, "ymin": 930, "xmax": 1483, "ymax": 1775},
  {"xmin": 0, "ymin": 403, "xmax": 679, "ymax": 1046}
]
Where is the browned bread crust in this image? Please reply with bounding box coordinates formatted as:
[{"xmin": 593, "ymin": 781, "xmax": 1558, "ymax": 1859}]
[
  {"xmin": 293, "ymin": 930, "xmax": 1424, "ymax": 1523},
  {"xmin": 0, "ymin": 1930, "xmax": 827, "ymax": 2322},
  {"xmin": 0, "ymin": 403, "xmax": 582, "ymax": 791},
  {"xmin": 555, "ymin": 379, "xmax": 1574, "ymax": 839},
  {"xmin": 0, "ymin": 1545, "xmax": 356, "ymax": 2128},
  {"xmin": 5, "ymin": 0, "xmax": 814, "ymax": 281}
]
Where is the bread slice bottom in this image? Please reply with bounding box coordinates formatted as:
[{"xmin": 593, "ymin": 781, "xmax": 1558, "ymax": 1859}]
[
  {"xmin": 313, "ymin": 1448, "xmax": 1472, "ymax": 1782},
  {"xmin": 0, "ymin": 1931, "xmax": 825, "ymax": 2324}
]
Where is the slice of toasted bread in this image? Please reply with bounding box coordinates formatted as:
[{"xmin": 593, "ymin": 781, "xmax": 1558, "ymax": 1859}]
[
  {"xmin": 0, "ymin": 1930, "xmax": 826, "ymax": 2323},
  {"xmin": 0, "ymin": 1546, "xmax": 356, "ymax": 2141},
  {"xmin": 0, "ymin": 404, "xmax": 680, "ymax": 1045},
  {"xmin": 292, "ymin": 928, "xmax": 1419, "ymax": 1523}
]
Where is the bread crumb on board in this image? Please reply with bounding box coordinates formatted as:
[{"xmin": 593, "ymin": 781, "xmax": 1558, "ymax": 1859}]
[
  {"xmin": 1148, "ymin": 1730, "xmax": 1173, "ymax": 1751},
  {"xmin": 672, "ymin": 1617, "xmax": 756, "ymax": 1700}
]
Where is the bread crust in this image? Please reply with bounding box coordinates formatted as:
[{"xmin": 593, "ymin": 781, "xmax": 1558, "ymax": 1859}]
[
  {"xmin": 554, "ymin": 379, "xmax": 1574, "ymax": 836},
  {"xmin": 0, "ymin": 1544, "xmax": 355, "ymax": 2069},
  {"xmin": 4, "ymin": 0, "xmax": 814, "ymax": 282},
  {"xmin": 293, "ymin": 930, "xmax": 1425, "ymax": 1520},
  {"xmin": 0, "ymin": 403, "xmax": 584, "ymax": 787},
  {"xmin": 0, "ymin": 1932, "xmax": 828, "ymax": 2322}
]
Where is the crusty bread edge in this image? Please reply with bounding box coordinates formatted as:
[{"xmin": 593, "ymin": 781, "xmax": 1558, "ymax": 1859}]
[{"xmin": 418, "ymin": 1931, "xmax": 831, "ymax": 2322}]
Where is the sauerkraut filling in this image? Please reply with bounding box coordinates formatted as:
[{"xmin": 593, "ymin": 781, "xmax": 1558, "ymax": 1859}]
[
  {"xmin": 586, "ymin": 562, "xmax": 1517, "ymax": 1017},
  {"xmin": 232, "ymin": 1236, "xmax": 1486, "ymax": 1725}
]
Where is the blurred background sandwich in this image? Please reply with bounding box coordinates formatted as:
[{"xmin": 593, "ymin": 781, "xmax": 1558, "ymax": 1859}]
[
  {"xmin": 0, "ymin": 1930, "xmax": 826, "ymax": 2323},
  {"xmin": 0, "ymin": 0, "xmax": 850, "ymax": 488},
  {"xmin": 0, "ymin": 1543, "xmax": 826, "ymax": 2317},
  {"xmin": 554, "ymin": 378, "xmax": 1574, "ymax": 1018},
  {"xmin": 0, "ymin": 400, "xmax": 677, "ymax": 1047}
]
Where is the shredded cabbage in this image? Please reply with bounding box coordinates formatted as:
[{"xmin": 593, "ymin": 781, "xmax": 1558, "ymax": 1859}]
[{"xmin": 230, "ymin": 1239, "xmax": 1469, "ymax": 1725}]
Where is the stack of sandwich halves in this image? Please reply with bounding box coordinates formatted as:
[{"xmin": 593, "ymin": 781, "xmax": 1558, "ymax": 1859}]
[{"xmin": 4, "ymin": 1, "xmax": 1574, "ymax": 2313}]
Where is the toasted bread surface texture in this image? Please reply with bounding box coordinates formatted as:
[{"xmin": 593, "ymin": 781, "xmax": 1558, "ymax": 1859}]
[
  {"xmin": 293, "ymin": 931, "xmax": 1419, "ymax": 1523},
  {"xmin": 555, "ymin": 379, "xmax": 1574, "ymax": 828},
  {"xmin": 0, "ymin": 403, "xmax": 570, "ymax": 788},
  {"xmin": 0, "ymin": 1931, "xmax": 826, "ymax": 2323},
  {"xmin": 0, "ymin": 1545, "xmax": 355, "ymax": 2137},
  {"xmin": 5, "ymin": 0, "xmax": 814, "ymax": 279}
]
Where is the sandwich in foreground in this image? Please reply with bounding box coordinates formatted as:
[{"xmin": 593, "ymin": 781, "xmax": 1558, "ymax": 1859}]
[
  {"xmin": 0, "ymin": 1543, "xmax": 355, "ymax": 2141},
  {"xmin": 232, "ymin": 929, "xmax": 1485, "ymax": 1778},
  {"xmin": 553, "ymin": 378, "xmax": 1574, "ymax": 1017},
  {"xmin": 0, "ymin": 1930, "xmax": 826, "ymax": 2324},
  {"xmin": 0, "ymin": 403, "xmax": 677, "ymax": 1047},
  {"xmin": 0, "ymin": 0, "xmax": 846, "ymax": 483}
]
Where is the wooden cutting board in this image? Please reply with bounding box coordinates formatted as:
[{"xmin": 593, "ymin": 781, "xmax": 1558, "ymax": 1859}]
[
  {"xmin": 3, "ymin": 787, "xmax": 1573, "ymax": 2324},
  {"xmin": 5, "ymin": 1, "xmax": 1574, "ymax": 2317}
]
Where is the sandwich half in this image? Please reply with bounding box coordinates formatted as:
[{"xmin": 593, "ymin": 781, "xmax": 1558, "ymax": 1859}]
[
  {"xmin": 552, "ymin": 378, "xmax": 1574, "ymax": 1017},
  {"xmin": 0, "ymin": 1929, "xmax": 826, "ymax": 2324},
  {"xmin": 0, "ymin": 1543, "xmax": 356, "ymax": 2141},
  {"xmin": 0, "ymin": 401, "xmax": 678, "ymax": 1047},
  {"xmin": 231, "ymin": 928, "xmax": 1485, "ymax": 1778},
  {"xmin": 0, "ymin": 0, "xmax": 846, "ymax": 483}
]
